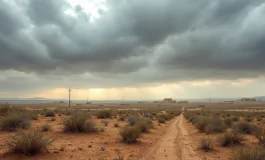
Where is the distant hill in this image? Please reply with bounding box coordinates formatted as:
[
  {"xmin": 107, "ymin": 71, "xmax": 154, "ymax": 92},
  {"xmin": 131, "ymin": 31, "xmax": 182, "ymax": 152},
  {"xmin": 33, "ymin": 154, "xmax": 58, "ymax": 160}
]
[
  {"xmin": 0, "ymin": 97, "xmax": 48, "ymax": 100},
  {"xmin": 254, "ymin": 96, "xmax": 265, "ymax": 101}
]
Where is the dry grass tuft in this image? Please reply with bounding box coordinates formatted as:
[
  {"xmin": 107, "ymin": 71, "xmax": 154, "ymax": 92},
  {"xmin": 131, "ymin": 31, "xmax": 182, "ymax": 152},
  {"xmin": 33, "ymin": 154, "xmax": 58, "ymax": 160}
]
[{"xmin": 3, "ymin": 130, "xmax": 54, "ymax": 155}]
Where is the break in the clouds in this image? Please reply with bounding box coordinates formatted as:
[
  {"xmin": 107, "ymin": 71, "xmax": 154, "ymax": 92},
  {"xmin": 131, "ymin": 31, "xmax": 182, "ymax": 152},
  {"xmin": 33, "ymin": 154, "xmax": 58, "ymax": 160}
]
[{"xmin": 0, "ymin": 0, "xmax": 265, "ymax": 98}]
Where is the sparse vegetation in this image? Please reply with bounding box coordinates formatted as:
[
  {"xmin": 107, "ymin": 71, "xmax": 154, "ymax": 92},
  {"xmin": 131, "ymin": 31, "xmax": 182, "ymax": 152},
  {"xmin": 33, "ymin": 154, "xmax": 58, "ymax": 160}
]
[
  {"xmin": 232, "ymin": 121, "xmax": 258, "ymax": 134},
  {"xmin": 219, "ymin": 131, "xmax": 244, "ymax": 147},
  {"xmin": 1, "ymin": 115, "xmax": 31, "ymax": 131},
  {"xmin": 44, "ymin": 111, "xmax": 55, "ymax": 117},
  {"xmin": 244, "ymin": 116, "xmax": 252, "ymax": 122},
  {"xmin": 101, "ymin": 120, "xmax": 109, "ymax": 126},
  {"xmin": 120, "ymin": 125, "xmax": 141, "ymax": 143},
  {"xmin": 0, "ymin": 103, "xmax": 11, "ymax": 116},
  {"xmin": 200, "ymin": 137, "xmax": 214, "ymax": 152},
  {"xmin": 119, "ymin": 115, "xmax": 126, "ymax": 121},
  {"xmin": 41, "ymin": 124, "xmax": 52, "ymax": 132},
  {"xmin": 135, "ymin": 118, "xmax": 153, "ymax": 133},
  {"xmin": 31, "ymin": 114, "xmax": 39, "ymax": 120},
  {"xmin": 62, "ymin": 114, "xmax": 98, "ymax": 133},
  {"xmin": 3, "ymin": 130, "xmax": 55, "ymax": 155},
  {"xmin": 114, "ymin": 148, "xmax": 125, "ymax": 160},
  {"xmin": 114, "ymin": 122, "xmax": 119, "ymax": 127},
  {"xmin": 97, "ymin": 110, "xmax": 112, "ymax": 119},
  {"xmin": 230, "ymin": 147, "xmax": 265, "ymax": 160},
  {"xmin": 255, "ymin": 126, "xmax": 265, "ymax": 146}
]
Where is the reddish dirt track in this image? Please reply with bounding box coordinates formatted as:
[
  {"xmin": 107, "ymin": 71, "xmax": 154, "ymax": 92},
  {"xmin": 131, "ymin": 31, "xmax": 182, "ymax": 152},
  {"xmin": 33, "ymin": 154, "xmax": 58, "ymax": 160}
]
[{"xmin": 142, "ymin": 114, "xmax": 200, "ymax": 160}]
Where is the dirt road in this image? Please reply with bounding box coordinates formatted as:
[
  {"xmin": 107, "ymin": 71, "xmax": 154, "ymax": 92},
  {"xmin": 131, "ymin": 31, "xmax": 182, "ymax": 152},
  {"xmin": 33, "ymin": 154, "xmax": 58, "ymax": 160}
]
[{"xmin": 142, "ymin": 114, "xmax": 200, "ymax": 160}]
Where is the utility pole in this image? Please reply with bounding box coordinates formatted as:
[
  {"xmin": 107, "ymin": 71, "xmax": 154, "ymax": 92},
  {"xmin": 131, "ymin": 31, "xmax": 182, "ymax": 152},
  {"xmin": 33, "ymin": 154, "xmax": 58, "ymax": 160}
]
[{"xmin": 69, "ymin": 88, "xmax": 71, "ymax": 108}]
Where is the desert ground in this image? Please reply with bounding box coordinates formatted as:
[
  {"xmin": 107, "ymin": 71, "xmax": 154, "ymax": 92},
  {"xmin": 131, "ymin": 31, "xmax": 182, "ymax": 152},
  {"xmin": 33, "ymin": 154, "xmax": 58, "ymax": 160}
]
[{"xmin": 1, "ymin": 101, "xmax": 265, "ymax": 160}]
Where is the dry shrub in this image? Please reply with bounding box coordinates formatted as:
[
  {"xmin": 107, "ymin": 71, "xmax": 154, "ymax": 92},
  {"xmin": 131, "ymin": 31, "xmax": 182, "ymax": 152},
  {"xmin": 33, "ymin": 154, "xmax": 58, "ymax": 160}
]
[
  {"xmin": 114, "ymin": 122, "xmax": 119, "ymax": 127},
  {"xmin": 188, "ymin": 115, "xmax": 201, "ymax": 124},
  {"xmin": 230, "ymin": 147, "xmax": 265, "ymax": 160},
  {"xmin": 205, "ymin": 117, "xmax": 227, "ymax": 133},
  {"xmin": 135, "ymin": 118, "xmax": 153, "ymax": 133},
  {"xmin": 159, "ymin": 113, "xmax": 174, "ymax": 121},
  {"xmin": 114, "ymin": 148, "xmax": 125, "ymax": 160},
  {"xmin": 31, "ymin": 114, "xmax": 39, "ymax": 120},
  {"xmin": 193, "ymin": 115, "xmax": 227, "ymax": 133},
  {"xmin": 200, "ymin": 137, "xmax": 214, "ymax": 152},
  {"xmin": 219, "ymin": 131, "xmax": 244, "ymax": 147},
  {"xmin": 62, "ymin": 114, "xmax": 97, "ymax": 133},
  {"xmin": 157, "ymin": 116, "xmax": 166, "ymax": 123},
  {"xmin": 244, "ymin": 116, "xmax": 252, "ymax": 122},
  {"xmin": 2, "ymin": 115, "xmax": 31, "ymax": 131},
  {"xmin": 3, "ymin": 130, "xmax": 54, "ymax": 155},
  {"xmin": 256, "ymin": 116, "xmax": 262, "ymax": 121},
  {"xmin": 44, "ymin": 111, "xmax": 55, "ymax": 117},
  {"xmin": 128, "ymin": 116, "xmax": 140, "ymax": 126},
  {"xmin": 97, "ymin": 110, "xmax": 112, "ymax": 119},
  {"xmin": 232, "ymin": 121, "xmax": 258, "ymax": 134},
  {"xmin": 224, "ymin": 117, "xmax": 233, "ymax": 127},
  {"xmin": 101, "ymin": 120, "xmax": 109, "ymax": 126},
  {"xmin": 120, "ymin": 125, "xmax": 141, "ymax": 143},
  {"xmin": 255, "ymin": 126, "xmax": 265, "ymax": 146},
  {"xmin": 119, "ymin": 115, "xmax": 126, "ymax": 121},
  {"xmin": 41, "ymin": 124, "xmax": 52, "ymax": 132},
  {"xmin": 0, "ymin": 103, "xmax": 11, "ymax": 116},
  {"xmin": 195, "ymin": 116, "xmax": 211, "ymax": 132},
  {"xmin": 232, "ymin": 116, "xmax": 239, "ymax": 121}
]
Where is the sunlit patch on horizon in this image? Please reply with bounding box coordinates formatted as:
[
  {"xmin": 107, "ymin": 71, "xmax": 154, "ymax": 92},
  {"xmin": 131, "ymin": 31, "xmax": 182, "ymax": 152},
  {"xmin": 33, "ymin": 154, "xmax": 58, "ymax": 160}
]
[{"xmin": 230, "ymin": 79, "xmax": 254, "ymax": 86}]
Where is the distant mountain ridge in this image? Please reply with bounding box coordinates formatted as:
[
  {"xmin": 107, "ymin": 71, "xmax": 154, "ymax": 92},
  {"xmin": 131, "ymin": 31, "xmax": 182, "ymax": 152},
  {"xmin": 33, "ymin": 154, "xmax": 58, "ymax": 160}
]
[
  {"xmin": 0, "ymin": 96, "xmax": 264, "ymax": 101},
  {"xmin": 0, "ymin": 97, "xmax": 49, "ymax": 100}
]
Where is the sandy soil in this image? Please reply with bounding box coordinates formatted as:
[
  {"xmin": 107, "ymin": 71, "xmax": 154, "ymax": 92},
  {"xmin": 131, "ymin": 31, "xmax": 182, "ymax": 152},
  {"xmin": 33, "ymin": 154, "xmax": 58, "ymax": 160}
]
[
  {"xmin": 0, "ymin": 115, "xmax": 176, "ymax": 160},
  {"xmin": 142, "ymin": 114, "xmax": 200, "ymax": 160},
  {"xmin": 184, "ymin": 117, "xmax": 260, "ymax": 160}
]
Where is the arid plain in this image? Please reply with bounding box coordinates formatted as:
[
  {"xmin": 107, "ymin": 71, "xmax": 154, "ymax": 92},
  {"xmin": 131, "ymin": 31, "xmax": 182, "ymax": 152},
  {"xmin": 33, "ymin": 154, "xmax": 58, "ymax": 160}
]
[{"xmin": 1, "ymin": 100, "xmax": 265, "ymax": 160}]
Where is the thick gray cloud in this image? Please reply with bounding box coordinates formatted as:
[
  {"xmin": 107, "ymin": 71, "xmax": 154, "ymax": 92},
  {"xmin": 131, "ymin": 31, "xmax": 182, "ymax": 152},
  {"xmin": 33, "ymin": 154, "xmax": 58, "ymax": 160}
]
[{"xmin": 0, "ymin": 0, "xmax": 265, "ymax": 93}]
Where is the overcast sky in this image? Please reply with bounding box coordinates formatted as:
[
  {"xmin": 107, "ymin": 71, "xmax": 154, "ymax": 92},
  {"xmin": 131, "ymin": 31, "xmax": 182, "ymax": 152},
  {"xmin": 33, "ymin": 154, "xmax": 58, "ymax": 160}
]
[{"xmin": 0, "ymin": 0, "xmax": 265, "ymax": 100}]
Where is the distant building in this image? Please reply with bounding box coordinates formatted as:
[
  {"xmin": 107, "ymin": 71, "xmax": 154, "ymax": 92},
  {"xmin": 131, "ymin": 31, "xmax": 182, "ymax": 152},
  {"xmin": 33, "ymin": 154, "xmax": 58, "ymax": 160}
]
[
  {"xmin": 162, "ymin": 98, "xmax": 176, "ymax": 103},
  {"xmin": 240, "ymin": 98, "xmax": 256, "ymax": 102},
  {"xmin": 221, "ymin": 101, "xmax": 235, "ymax": 104},
  {"xmin": 178, "ymin": 101, "xmax": 188, "ymax": 104}
]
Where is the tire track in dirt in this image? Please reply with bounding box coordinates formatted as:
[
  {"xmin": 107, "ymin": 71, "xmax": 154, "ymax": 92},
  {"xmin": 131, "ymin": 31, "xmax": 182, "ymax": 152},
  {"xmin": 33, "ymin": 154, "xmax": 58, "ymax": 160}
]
[{"xmin": 142, "ymin": 112, "xmax": 200, "ymax": 160}]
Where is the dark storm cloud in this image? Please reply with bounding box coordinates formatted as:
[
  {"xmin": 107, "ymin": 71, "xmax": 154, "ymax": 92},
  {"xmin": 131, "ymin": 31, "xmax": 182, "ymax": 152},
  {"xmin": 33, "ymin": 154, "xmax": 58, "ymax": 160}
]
[{"xmin": 0, "ymin": 0, "xmax": 265, "ymax": 91}]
